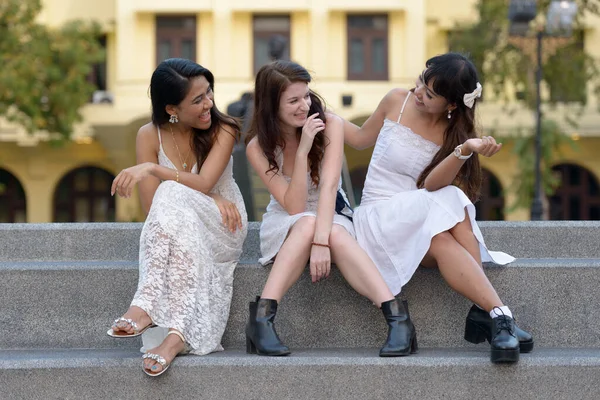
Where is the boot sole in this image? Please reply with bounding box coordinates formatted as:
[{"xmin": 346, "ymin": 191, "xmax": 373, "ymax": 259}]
[
  {"xmin": 246, "ymin": 336, "xmax": 291, "ymax": 356},
  {"xmin": 519, "ymin": 339, "xmax": 534, "ymax": 353},
  {"xmin": 465, "ymin": 319, "xmax": 533, "ymax": 354},
  {"xmin": 254, "ymin": 351, "xmax": 291, "ymax": 356},
  {"xmin": 379, "ymin": 336, "xmax": 418, "ymax": 357},
  {"xmin": 491, "ymin": 347, "xmax": 519, "ymax": 363}
]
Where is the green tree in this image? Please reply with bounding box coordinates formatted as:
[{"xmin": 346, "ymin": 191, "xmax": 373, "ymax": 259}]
[
  {"xmin": 505, "ymin": 119, "xmax": 576, "ymax": 211},
  {"xmin": 0, "ymin": 0, "xmax": 104, "ymax": 140},
  {"xmin": 449, "ymin": 0, "xmax": 600, "ymax": 215}
]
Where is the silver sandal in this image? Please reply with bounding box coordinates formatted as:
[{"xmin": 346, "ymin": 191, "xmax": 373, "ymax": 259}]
[
  {"xmin": 107, "ymin": 317, "xmax": 156, "ymax": 338},
  {"xmin": 142, "ymin": 353, "xmax": 169, "ymax": 377},
  {"xmin": 142, "ymin": 330, "xmax": 188, "ymax": 377}
]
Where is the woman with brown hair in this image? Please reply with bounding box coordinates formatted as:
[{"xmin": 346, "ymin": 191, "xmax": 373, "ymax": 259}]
[
  {"xmin": 244, "ymin": 60, "xmax": 416, "ymax": 357},
  {"xmin": 344, "ymin": 52, "xmax": 533, "ymax": 363},
  {"xmin": 107, "ymin": 58, "xmax": 247, "ymax": 376}
]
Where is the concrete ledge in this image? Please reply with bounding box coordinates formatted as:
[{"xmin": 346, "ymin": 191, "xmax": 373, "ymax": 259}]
[
  {"xmin": 2, "ymin": 221, "xmax": 599, "ymax": 262},
  {"xmin": 1, "ymin": 348, "xmax": 600, "ymax": 400},
  {"xmin": 2, "ymin": 259, "xmax": 600, "ymax": 350},
  {"xmin": 0, "ymin": 222, "xmax": 262, "ymax": 263},
  {"xmin": 0, "ymin": 223, "xmax": 143, "ymax": 262}
]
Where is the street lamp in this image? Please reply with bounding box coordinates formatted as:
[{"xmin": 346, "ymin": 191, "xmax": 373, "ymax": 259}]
[{"xmin": 508, "ymin": 0, "xmax": 577, "ymax": 220}]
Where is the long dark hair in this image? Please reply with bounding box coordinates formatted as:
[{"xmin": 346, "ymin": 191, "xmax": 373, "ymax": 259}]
[
  {"xmin": 150, "ymin": 58, "xmax": 239, "ymax": 170},
  {"xmin": 416, "ymin": 53, "xmax": 482, "ymax": 202},
  {"xmin": 246, "ymin": 60, "xmax": 327, "ymax": 187}
]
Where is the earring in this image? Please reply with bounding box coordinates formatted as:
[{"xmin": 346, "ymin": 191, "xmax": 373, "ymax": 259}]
[
  {"xmin": 447, "ymin": 110, "xmax": 452, "ymax": 119},
  {"xmin": 169, "ymin": 114, "xmax": 179, "ymax": 124}
]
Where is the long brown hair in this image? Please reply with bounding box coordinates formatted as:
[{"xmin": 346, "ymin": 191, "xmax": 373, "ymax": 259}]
[
  {"xmin": 150, "ymin": 58, "xmax": 240, "ymax": 170},
  {"xmin": 246, "ymin": 60, "xmax": 327, "ymax": 187},
  {"xmin": 416, "ymin": 53, "xmax": 482, "ymax": 202}
]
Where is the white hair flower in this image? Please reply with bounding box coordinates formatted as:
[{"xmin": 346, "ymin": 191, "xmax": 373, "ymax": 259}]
[{"xmin": 463, "ymin": 82, "xmax": 482, "ymax": 108}]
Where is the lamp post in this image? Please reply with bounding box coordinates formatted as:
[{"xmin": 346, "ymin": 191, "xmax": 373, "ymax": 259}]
[{"xmin": 508, "ymin": 0, "xmax": 577, "ymax": 220}]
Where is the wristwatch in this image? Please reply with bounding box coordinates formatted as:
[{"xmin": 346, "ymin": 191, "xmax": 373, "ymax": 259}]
[{"xmin": 453, "ymin": 144, "xmax": 473, "ymax": 160}]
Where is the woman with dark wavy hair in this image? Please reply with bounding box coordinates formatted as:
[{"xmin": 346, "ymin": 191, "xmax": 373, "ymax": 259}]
[
  {"xmin": 106, "ymin": 58, "xmax": 247, "ymax": 376},
  {"xmin": 344, "ymin": 52, "xmax": 533, "ymax": 364},
  {"xmin": 244, "ymin": 60, "xmax": 416, "ymax": 357}
]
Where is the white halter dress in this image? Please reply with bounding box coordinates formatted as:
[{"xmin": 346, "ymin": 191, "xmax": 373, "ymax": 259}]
[{"xmin": 353, "ymin": 93, "xmax": 514, "ymax": 295}]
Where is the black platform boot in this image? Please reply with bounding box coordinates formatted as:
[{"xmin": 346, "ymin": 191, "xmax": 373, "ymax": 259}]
[
  {"xmin": 488, "ymin": 312, "xmax": 520, "ymax": 363},
  {"xmin": 464, "ymin": 304, "xmax": 534, "ymax": 353},
  {"xmin": 379, "ymin": 298, "xmax": 418, "ymax": 357},
  {"xmin": 245, "ymin": 296, "xmax": 291, "ymax": 356}
]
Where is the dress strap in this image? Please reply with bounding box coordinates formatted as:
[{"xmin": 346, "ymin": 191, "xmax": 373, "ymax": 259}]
[
  {"xmin": 275, "ymin": 147, "xmax": 284, "ymax": 169},
  {"xmin": 396, "ymin": 92, "xmax": 412, "ymax": 124},
  {"xmin": 157, "ymin": 126, "xmax": 163, "ymax": 146}
]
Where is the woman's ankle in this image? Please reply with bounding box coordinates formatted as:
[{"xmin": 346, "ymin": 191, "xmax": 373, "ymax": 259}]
[{"xmin": 490, "ymin": 305, "xmax": 512, "ymax": 319}]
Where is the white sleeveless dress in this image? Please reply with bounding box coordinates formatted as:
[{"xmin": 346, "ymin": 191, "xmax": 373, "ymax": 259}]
[
  {"xmin": 353, "ymin": 93, "xmax": 514, "ymax": 295},
  {"xmin": 131, "ymin": 127, "xmax": 248, "ymax": 355},
  {"xmin": 259, "ymin": 148, "xmax": 354, "ymax": 265}
]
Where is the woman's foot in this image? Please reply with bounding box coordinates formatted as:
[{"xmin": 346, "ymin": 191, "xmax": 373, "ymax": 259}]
[
  {"xmin": 245, "ymin": 297, "xmax": 290, "ymax": 356},
  {"xmin": 143, "ymin": 329, "xmax": 187, "ymax": 375},
  {"xmin": 489, "ymin": 312, "xmax": 520, "ymax": 363},
  {"xmin": 108, "ymin": 306, "xmax": 155, "ymax": 337},
  {"xmin": 379, "ymin": 298, "xmax": 418, "ymax": 357},
  {"xmin": 464, "ymin": 304, "xmax": 534, "ymax": 353}
]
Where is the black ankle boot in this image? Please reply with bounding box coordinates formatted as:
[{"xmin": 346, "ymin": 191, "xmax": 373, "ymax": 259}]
[
  {"xmin": 489, "ymin": 313, "xmax": 520, "ymax": 363},
  {"xmin": 379, "ymin": 298, "xmax": 418, "ymax": 357},
  {"xmin": 464, "ymin": 304, "xmax": 534, "ymax": 353},
  {"xmin": 245, "ymin": 296, "xmax": 291, "ymax": 356}
]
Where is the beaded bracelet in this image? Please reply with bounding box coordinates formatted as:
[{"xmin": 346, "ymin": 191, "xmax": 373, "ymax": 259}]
[
  {"xmin": 311, "ymin": 242, "xmax": 330, "ymax": 248},
  {"xmin": 175, "ymin": 170, "xmax": 180, "ymax": 183}
]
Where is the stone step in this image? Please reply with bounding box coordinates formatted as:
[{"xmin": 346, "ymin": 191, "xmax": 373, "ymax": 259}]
[
  {"xmin": 1, "ymin": 221, "xmax": 599, "ymax": 262},
  {"xmin": 1, "ymin": 348, "xmax": 600, "ymax": 400},
  {"xmin": 2, "ymin": 258, "xmax": 599, "ymax": 350}
]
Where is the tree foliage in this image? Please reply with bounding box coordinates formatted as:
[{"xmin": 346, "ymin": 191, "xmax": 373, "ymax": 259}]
[
  {"xmin": 449, "ymin": 0, "xmax": 600, "ymax": 109},
  {"xmin": 0, "ymin": 0, "xmax": 104, "ymax": 140},
  {"xmin": 449, "ymin": 0, "xmax": 600, "ymax": 214},
  {"xmin": 503, "ymin": 119, "xmax": 578, "ymax": 211}
]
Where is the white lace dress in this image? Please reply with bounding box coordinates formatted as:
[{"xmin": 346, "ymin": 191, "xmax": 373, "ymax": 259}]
[
  {"xmin": 259, "ymin": 149, "xmax": 354, "ymax": 265},
  {"xmin": 353, "ymin": 92, "xmax": 514, "ymax": 295},
  {"xmin": 131, "ymin": 128, "xmax": 248, "ymax": 355}
]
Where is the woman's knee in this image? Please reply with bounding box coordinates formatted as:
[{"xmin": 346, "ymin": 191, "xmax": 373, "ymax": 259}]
[
  {"xmin": 329, "ymin": 224, "xmax": 351, "ymax": 249},
  {"xmin": 153, "ymin": 180, "xmax": 190, "ymax": 205},
  {"xmin": 156, "ymin": 179, "xmax": 180, "ymax": 193},
  {"xmin": 450, "ymin": 208, "xmax": 474, "ymax": 235},
  {"xmin": 152, "ymin": 181, "xmax": 172, "ymax": 203},
  {"xmin": 429, "ymin": 231, "xmax": 455, "ymax": 257},
  {"xmin": 289, "ymin": 216, "xmax": 316, "ymax": 242}
]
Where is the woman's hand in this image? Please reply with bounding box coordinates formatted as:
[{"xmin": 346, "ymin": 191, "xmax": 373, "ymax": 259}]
[
  {"xmin": 464, "ymin": 136, "xmax": 502, "ymax": 158},
  {"xmin": 209, "ymin": 193, "xmax": 243, "ymax": 233},
  {"xmin": 298, "ymin": 113, "xmax": 325, "ymax": 156},
  {"xmin": 111, "ymin": 162, "xmax": 155, "ymax": 198},
  {"xmin": 309, "ymin": 244, "xmax": 331, "ymax": 283}
]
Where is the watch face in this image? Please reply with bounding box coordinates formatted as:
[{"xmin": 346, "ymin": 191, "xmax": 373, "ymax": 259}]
[{"xmin": 454, "ymin": 146, "xmax": 462, "ymax": 157}]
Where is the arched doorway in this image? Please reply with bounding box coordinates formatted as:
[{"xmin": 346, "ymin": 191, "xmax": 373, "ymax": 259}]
[
  {"xmin": 549, "ymin": 164, "xmax": 600, "ymax": 220},
  {"xmin": 53, "ymin": 166, "xmax": 116, "ymax": 222},
  {"xmin": 0, "ymin": 168, "xmax": 27, "ymax": 223},
  {"xmin": 475, "ymin": 169, "xmax": 505, "ymax": 221}
]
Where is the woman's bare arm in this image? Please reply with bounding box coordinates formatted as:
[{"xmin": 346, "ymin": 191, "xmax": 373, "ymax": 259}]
[
  {"xmin": 246, "ymin": 138, "xmax": 309, "ymax": 215},
  {"xmin": 424, "ymin": 136, "xmax": 502, "ymax": 191},
  {"xmin": 343, "ymin": 88, "xmax": 409, "ymax": 150},
  {"xmin": 135, "ymin": 124, "xmax": 161, "ymax": 215}
]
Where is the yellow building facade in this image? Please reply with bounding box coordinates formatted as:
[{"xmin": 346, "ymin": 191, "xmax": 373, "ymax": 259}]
[{"xmin": 1, "ymin": 0, "xmax": 600, "ymax": 222}]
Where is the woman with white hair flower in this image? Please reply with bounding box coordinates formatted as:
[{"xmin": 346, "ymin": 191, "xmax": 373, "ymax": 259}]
[{"xmin": 344, "ymin": 52, "xmax": 533, "ymax": 364}]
